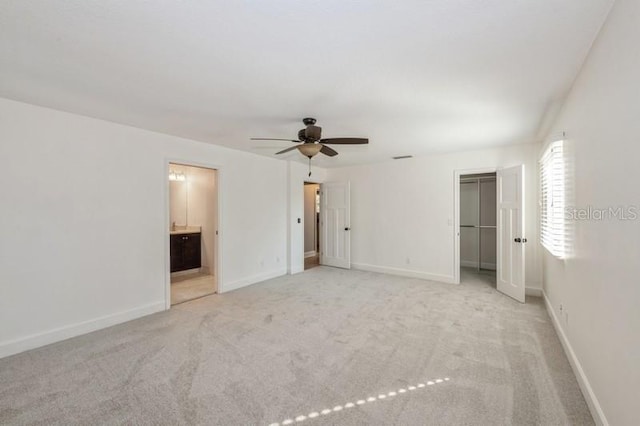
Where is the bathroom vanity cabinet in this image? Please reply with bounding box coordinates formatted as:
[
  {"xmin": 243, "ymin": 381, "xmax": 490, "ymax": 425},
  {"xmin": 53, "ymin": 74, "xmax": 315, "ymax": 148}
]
[{"xmin": 170, "ymin": 232, "xmax": 201, "ymax": 272}]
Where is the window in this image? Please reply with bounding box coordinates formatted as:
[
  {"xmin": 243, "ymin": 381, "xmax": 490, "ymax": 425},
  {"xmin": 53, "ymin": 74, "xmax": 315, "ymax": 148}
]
[{"xmin": 540, "ymin": 140, "xmax": 566, "ymax": 258}]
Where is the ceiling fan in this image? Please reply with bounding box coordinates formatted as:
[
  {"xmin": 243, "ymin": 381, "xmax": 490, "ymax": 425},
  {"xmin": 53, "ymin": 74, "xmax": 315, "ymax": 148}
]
[{"xmin": 251, "ymin": 117, "xmax": 368, "ymax": 175}]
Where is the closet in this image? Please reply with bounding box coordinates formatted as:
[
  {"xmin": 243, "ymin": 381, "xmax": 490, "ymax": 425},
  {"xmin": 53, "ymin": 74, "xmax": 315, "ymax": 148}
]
[{"xmin": 460, "ymin": 173, "xmax": 497, "ymax": 270}]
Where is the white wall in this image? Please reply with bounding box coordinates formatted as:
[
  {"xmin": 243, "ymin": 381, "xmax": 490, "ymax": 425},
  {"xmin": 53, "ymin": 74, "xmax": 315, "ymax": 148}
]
[
  {"xmin": 540, "ymin": 0, "xmax": 640, "ymax": 424},
  {"xmin": 326, "ymin": 144, "xmax": 541, "ymax": 287},
  {"xmin": 287, "ymin": 162, "xmax": 326, "ymax": 274},
  {"xmin": 0, "ymin": 98, "xmax": 287, "ymax": 357},
  {"xmin": 303, "ymin": 184, "xmax": 318, "ymax": 254}
]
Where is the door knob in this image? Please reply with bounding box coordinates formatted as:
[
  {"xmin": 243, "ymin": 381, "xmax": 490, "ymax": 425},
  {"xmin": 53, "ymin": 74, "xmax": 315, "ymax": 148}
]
[
  {"xmin": 344, "ymin": 227, "xmax": 351, "ymax": 231},
  {"xmin": 514, "ymin": 237, "xmax": 522, "ymax": 243}
]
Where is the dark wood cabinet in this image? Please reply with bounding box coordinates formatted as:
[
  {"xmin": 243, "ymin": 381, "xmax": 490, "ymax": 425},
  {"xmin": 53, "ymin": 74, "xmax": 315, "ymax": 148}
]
[{"xmin": 170, "ymin": 233, "xmax": 201, "ymax": 272}]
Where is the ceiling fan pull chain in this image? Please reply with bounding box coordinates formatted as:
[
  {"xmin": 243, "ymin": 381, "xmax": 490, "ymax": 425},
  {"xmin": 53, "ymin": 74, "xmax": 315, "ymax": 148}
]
[{"xmin": 308, "ymin": 156, "xmax": 312, "ymax": 177}]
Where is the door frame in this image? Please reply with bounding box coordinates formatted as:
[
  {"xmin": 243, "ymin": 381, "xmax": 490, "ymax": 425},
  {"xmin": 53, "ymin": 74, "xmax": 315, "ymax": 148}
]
[
  {"xmin": 164, "ymin": 159, "xmax": 222, "ymax": 310},
  {"xmin": 453, "ymin": 167, "xmax": 497, "ymax": 285}
]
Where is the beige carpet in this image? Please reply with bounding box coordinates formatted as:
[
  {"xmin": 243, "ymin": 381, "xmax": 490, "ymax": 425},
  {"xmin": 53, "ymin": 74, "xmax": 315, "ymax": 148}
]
[{"xmin": 0, "ymin": 267, "xmax": 592, "ymax": 425}]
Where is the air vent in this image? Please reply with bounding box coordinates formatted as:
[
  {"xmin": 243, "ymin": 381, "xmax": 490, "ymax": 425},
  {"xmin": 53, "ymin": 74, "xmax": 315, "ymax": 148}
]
[{"xmin": 392, "ymin": 155, "xmax": 413, "ymax": 160}]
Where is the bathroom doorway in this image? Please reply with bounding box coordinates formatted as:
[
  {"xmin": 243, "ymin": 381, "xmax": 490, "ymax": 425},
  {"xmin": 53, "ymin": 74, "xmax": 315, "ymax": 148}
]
[
  {"xmin": 168, "ymin": 163, "xmax": 218, "ymax": 305},
  {"xmin": 303, "ymin": 182, "xmax": 320, "ymax": 270}
]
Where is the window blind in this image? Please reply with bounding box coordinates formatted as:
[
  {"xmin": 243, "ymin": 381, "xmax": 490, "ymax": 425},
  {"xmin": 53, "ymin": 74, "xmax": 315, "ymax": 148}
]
[{"xmin": 540, "ymin": 140, "xmax": 566, "ymax": 258}]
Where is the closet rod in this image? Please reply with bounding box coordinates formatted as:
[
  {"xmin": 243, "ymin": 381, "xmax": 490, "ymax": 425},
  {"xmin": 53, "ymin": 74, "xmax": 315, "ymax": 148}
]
[{"xmin": 460, "ymin": 177, "xmax": 496, "ymax": 182}]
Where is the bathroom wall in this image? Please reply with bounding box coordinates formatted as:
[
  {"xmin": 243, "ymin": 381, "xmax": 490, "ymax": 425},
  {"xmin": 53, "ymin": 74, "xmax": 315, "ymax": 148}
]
[
  {"xmin": 303, "ymin": 183, "xmax": 319, "ymax": 254},
  {"xmin": 169, "ymin": 166, "xmax": 188, "ymax": 226}
]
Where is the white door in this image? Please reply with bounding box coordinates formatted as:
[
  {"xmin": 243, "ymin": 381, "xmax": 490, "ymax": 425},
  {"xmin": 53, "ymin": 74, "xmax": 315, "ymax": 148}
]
[
  {"xmin": 497, "ymin": 165, "xmax": 525, "ymax": 303},
  {"xmin": 320, "ymin": 181, "xmax": 351, "ymax": 269}
]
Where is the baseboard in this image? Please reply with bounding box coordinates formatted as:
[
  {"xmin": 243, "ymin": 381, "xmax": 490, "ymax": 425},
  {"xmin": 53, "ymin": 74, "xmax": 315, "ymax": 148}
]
[
  {"xmin": 290, "ymin": 265, "xmax": 304, "ymax": 275},
  {"xmin": 221, "ymin": 268, "xmax": 287, "ymax": 293},
  {"xmin": 525, "ymin": 287, "xmax": 543, "ymax": 297},
  {"xmin": 543, "ymin": 291, "xmax": 608, "ymax": 426},
  {"xmin": 0, "ymin": 301, "xmax": 165, "ymax": 359},
  {"xmin": 304, "ymin": 251, "xmax": 316, "ymax": 258},
  {"xmin": 460, "ymin": 260, "xmax": 496, "ymax": 270},
  {"xmin": 351, "ymin": 262, "xmax": 455, "ymax": 284}
]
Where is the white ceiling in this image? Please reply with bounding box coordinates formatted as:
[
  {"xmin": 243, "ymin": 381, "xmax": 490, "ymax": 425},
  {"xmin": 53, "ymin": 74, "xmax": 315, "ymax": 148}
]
[{"xmin": 0, "ymin": 0, "xmax": 613, "ymax": 167}]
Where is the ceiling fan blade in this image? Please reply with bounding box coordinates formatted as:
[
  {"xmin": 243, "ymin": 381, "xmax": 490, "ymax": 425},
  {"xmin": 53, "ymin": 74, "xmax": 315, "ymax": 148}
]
[
  {"xmin": 251, "ymin": 138, "xmax": 301, "ymax": 143},
  {"xmin": 275, "ymin": 145, "xmax": 300, "ymax": 155},
  {"xmin": 320, "ymin": 144, "xmax": 338, "ymax": 157},
  {"xmin": 320, "ymin": 137, "xmax": 369, "ymax": 145}
]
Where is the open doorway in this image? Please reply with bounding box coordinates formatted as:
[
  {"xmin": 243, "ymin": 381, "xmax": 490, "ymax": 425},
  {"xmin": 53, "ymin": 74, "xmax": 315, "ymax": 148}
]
[
  {"xmin": 459, "ymin": 172, "xmax": 497, "ymax": 289},
  {"xmin": 303, "ymin": 182, "xmax": 320, "ymax": 270},
  {"xmin": 168, "ymin": 163, "xmax": 218, "ymax": 305}
]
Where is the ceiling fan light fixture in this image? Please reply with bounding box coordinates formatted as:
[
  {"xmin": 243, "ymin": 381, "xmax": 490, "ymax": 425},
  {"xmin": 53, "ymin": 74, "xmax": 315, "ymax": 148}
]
[
  {"xmin": 298, "ymin": 143, "xmax": 322, "ymax": 158},
  {"xmin": 251, "ymin": 117, "xmax": 369, "ymax": 159}
]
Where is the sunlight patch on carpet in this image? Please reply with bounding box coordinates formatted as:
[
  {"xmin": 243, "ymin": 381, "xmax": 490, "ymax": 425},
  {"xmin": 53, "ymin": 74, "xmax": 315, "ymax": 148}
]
[{"xmin": 267, "ymin": 377, "xmax": 451, "ymax": 425}]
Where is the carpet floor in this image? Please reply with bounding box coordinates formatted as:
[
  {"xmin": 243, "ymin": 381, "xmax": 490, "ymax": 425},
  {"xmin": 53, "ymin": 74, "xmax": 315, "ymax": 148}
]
[{"xmin": 0, "ymin": 267, "xmax": 592, "ymax": 425}]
